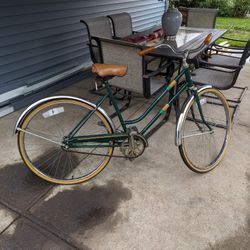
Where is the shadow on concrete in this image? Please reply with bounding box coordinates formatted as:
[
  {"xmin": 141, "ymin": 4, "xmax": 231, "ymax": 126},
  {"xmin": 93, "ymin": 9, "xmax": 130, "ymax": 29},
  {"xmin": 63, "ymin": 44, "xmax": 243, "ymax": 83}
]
[
  {"xmin": 0, "ymin": 218, "xmax": 77, "ymax": 250},
  {"xmin": 0, "ymin": 142, "xmax": 132, "ymax": 249},
  {"xmin": 0, "ymin": 161, "xmax": 51, "ymax": 210},
  {"xmin": 1, "ymin": 180, "xmax": 132, "ymax": 250},
  {"xmin": 0, "ymin": 148, "xmax": 81, "ymax": 210},
  {"xmin": 32, "ymin": 180, "xmax": 132, "ymax": 235}
]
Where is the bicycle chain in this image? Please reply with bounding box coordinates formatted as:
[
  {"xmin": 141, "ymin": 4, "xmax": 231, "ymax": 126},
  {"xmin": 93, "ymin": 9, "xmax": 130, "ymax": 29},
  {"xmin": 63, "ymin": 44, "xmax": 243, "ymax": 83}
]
[
  {"xmin": 67, "ymin": 128, "xmax": 148, "ymax": 160},
  {"xmin": 68, "ymin": 149, "xmax": 138, "ymax": 160}
]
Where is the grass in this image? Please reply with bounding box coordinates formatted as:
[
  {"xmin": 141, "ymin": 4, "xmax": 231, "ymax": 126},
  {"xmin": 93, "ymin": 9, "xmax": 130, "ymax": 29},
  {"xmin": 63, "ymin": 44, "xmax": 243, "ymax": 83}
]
[{"xmin": 215, "ymin": 17, "xmax": 250, "ymax": 46}]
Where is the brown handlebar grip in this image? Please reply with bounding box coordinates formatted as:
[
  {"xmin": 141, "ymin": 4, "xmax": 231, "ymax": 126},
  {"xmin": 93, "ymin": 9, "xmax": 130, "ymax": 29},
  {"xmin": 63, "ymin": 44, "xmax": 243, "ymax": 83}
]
[
  {"xmin": 204, "ymin": 33, "xmax": 213, "ymax": 45},
  {"xmin": 138, "ymin": 47, "xmax": 156, "ymax": 56}
]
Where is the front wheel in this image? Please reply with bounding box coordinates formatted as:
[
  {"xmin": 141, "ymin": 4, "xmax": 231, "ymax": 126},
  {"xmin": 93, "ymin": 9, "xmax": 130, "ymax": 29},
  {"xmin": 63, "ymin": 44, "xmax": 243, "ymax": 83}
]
[
  {"xmin": 17, "ymin": 97, "xmax": 114, "ymax": 184},
  {"xmin": 179, "ymin": 88, "xmax": 232, "ymax": 173}
]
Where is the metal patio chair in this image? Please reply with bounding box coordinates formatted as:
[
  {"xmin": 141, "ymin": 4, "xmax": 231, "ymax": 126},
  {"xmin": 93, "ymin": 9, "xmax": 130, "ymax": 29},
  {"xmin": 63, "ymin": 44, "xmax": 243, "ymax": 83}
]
[
  {"xmin": 179, "ymin": 7, "xmax": 218, "ymax": 29},
  {"xmin": 108, "ymin": 12, "xmax": 170, "ymax": 91},
  {"xmin": 107, "ymin": 12, "xmax": 169, "ymax": 100},
  {"xmin": 192, "ymin": 39, "xmax": 250, "ymax": 122},
  {"xmin": 95, "ymin": 38, "xmax": 173, "ymax": 98},
  {"xmin": 205, "ymin": 38, "xmax": 249, "ymax": 67},
  {"xmin": 80, "ymin": 16, "xmax": 113, "ymax": 63},
  {"xmin": 107, "ymin": 12, "xmax": 135, "ymax": 38},
  {"xmin": 80, "ymin": 16, "xmax": 131, "ymax": 114}
]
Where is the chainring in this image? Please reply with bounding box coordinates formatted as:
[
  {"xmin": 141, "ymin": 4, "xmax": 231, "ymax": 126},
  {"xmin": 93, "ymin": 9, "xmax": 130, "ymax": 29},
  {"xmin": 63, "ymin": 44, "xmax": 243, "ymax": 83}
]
[{"xmin": 120, "ymin": 134, "xmax": 147, "ymax": 159}]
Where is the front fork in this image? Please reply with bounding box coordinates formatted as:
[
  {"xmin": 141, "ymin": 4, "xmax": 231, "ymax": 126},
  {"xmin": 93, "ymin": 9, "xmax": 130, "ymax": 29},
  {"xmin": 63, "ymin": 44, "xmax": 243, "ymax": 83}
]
[
  {"xmin": 184, "ymin": 64, "xmax": 212, "ymax": 132},
  {"xmin": 191, "ymin": 87, "xmax": 213, "ymax": 132}
]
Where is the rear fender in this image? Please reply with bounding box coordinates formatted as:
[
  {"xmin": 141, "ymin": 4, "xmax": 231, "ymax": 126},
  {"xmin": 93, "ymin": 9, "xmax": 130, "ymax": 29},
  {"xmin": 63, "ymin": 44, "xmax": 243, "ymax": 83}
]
[{"xmin": 14, "ymin": 95, "xmax": 115, "ymax": 134}]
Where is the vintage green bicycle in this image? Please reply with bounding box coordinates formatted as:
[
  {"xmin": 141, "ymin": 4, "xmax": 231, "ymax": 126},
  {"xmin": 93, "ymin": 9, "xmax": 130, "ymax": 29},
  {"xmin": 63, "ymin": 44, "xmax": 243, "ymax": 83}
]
[{"xmin": 15, "ymin": 34, "xmax": 232, "ymax": 185}]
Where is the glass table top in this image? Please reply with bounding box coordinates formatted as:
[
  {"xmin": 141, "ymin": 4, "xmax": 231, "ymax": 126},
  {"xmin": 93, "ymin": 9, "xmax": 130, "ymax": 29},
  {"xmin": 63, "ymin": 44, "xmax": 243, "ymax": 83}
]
[
  {"xmin": 175, "ymin": 29, "xmax": 203, "ymax": 47},
  {"xmin": 145, "ymin": 28, "xmax": 204, "ymax": 49}
]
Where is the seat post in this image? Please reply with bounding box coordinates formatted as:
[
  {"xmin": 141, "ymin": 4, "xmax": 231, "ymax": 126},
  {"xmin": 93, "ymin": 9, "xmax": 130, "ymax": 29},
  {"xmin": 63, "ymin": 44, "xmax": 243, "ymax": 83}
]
[{"xmin": 103, "ymin": 80, "xmax": 128, "ymax": 132}]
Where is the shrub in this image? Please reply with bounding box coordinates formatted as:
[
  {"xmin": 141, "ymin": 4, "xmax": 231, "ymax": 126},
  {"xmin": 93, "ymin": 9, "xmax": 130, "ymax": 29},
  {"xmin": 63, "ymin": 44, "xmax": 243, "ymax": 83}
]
[
  {"xmin": 174, "ymin": 0, "xmax": 250, "ymax": 17},
  {"xmin": 232, "ymin": 0, "xmax": 250, "ymax": 17}
]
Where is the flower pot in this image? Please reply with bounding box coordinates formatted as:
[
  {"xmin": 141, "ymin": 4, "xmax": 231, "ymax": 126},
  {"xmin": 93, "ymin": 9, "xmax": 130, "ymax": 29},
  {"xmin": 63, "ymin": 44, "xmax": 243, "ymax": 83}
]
[{"xmin": 162, "ymin": 8, "xmax": 183, "ymax": 38}]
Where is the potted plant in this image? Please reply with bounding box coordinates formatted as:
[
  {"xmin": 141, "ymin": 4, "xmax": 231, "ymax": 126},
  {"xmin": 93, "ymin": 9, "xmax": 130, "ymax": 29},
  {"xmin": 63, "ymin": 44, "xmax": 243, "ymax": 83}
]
[{"xmin": 162, "ymin": 0, "xmax": 183, "ymax": 38}]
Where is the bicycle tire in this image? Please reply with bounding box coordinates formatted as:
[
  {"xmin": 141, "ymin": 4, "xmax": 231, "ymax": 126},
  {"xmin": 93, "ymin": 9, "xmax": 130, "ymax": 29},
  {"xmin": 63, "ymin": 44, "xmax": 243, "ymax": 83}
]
[
  {"xmin": 17, "ymin": 97, "xmax": 114, "ymax": 184},
  {"xmin": 178, "ymin": 88, "xmax": 232, "ymax": 173}
]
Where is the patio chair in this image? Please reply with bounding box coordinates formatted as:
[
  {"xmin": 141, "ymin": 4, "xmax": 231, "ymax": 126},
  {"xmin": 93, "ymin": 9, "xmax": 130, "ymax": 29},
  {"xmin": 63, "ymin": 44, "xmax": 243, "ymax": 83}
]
[
  {"xmin": 80, "ymin": 16, "xmax": 131, "ymax": 113},
  {"xmin": 204, "ymin": 37, "xmax": 249, "ymax": 67},
  {"xmin": 192, "ymin": 39, "xmax": 250, "ymax": 122},
  {"xmin": 178, "ymin": 7, "xmax": 188, "ymax": 26},
  {"xmin": 80, "ymin": 16, "xmax": 113, "ymax": 63},
  {"xmin": 107, "ymin": 12, "xmax": 134, "ymax": 38},
  {"xmin": 179, "ymin": 8, "xmax": 218, "ymax": 29},
  {"xmin": 95, "ymin": 37, "xmax": 172, "ymax": 98}
]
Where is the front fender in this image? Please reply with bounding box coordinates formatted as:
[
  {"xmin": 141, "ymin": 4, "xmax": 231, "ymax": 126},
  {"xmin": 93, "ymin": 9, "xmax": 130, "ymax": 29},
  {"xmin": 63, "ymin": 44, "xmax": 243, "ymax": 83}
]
[
  {"xmin": 175, "ymin": 85, "xmax": 212, "ymax": 146},
  {"xmin": 14, "ymin": 95, "xmax": 115, "ymax": 134}
]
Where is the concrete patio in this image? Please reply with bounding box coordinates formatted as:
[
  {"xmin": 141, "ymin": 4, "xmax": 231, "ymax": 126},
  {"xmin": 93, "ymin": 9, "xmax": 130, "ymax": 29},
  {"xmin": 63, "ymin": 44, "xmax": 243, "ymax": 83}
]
[{"xmin": 0, "ymin": 64, "xmax": 249, "ymax": 250}]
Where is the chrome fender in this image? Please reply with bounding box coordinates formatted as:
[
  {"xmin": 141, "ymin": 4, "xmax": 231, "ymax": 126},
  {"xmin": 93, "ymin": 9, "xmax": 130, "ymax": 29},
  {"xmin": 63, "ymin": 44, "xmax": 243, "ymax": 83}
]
[
  {"xmin": 175, "ymin": 85, "xmax": 212, "ymax": 146},
  {"xmin": 14, "ymin": 95, "xmax": 115, "ymax": 134}
]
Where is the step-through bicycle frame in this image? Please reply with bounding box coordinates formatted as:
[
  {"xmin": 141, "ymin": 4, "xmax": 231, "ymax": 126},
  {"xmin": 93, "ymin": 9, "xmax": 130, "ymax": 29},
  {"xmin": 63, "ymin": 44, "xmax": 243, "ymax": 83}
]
[{"xmin": 65, "ymin": 66, "xmax": 210, "ymax": 149}]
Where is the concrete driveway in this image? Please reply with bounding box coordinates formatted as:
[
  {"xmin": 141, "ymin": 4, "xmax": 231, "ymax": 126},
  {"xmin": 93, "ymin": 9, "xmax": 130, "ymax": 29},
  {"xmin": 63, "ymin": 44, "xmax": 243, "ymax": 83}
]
[{"xmin": 0, "ymin": 65, "xmax": 249, "ymax": 250}]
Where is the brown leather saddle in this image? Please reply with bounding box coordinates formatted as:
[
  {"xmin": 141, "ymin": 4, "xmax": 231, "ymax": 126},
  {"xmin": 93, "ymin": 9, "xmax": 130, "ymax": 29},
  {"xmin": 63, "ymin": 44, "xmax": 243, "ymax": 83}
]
[{"xmin": 92, "ymin": 64, "xmax": 128, "ymax": 78}]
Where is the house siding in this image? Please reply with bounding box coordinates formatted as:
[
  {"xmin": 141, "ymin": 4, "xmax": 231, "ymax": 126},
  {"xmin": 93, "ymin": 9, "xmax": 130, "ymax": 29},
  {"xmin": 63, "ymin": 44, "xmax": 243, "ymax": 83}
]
[{"xmin": 0, "ymin": 0, "xmax": 166, "ymax": 110}]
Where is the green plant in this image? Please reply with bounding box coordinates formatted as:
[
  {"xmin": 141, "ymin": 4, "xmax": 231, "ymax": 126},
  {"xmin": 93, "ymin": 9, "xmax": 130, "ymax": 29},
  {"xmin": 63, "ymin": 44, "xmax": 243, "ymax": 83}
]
[
  {"xmin": 232, "ymin": 0, "xmax": 250, "ymax": 17},
  {"xmin": 174, "ymin": 0, "xmax": 250, "ymax": 17},
  {"xmin": 169, "ymin": 0, "xmax": 187, "ymax": 8},
  {"xmin": 210, "ymin": 0, "xmax": 234, "ymax": 17},
  {"xmin": 169, "ymin": 0, "xmax": 177, "ymax": 8},
  {"xmin": 216, "ymin": 17, "xmax": 250, "ymax": 46}
]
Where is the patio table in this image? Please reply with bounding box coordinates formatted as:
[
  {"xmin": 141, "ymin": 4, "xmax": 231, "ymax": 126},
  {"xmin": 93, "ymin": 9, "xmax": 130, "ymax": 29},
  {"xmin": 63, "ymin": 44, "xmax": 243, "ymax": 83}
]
[
  {"xmin": 123, "ymin": 26, "xmax": 227, "ymax": 61},
  {"xmin": 94, "ymin": 26, "xmax": 227, "ymax": 98}
]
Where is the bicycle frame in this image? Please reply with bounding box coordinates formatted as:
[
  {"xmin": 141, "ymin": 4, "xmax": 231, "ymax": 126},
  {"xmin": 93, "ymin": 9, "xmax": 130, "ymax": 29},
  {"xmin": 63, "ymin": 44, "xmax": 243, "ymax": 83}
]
[
  {"xmin": 14, "ymin": 32, "xmax": 232, "ymax": 184},
  {"xmin": 65, "ymin": 66, "xmax": 207, "ymax": 149}
]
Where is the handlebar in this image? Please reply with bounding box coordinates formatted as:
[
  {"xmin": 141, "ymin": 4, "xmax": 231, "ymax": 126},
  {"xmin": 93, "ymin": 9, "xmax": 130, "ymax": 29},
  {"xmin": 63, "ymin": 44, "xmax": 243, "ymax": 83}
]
[{"xmin": 138, "ymin": 33, "xmax": 213, "ymax": 58}]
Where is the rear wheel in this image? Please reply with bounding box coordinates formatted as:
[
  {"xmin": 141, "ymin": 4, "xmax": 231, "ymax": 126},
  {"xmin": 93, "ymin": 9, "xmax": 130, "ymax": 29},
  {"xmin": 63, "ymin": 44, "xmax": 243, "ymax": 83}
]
[
  {"xmin": 179, "ymin": 88, "xmax": 231, "ymax": 173},
  {"xmin": 18, "ymin": 98, "xmax": 114, "ymax": 184}
]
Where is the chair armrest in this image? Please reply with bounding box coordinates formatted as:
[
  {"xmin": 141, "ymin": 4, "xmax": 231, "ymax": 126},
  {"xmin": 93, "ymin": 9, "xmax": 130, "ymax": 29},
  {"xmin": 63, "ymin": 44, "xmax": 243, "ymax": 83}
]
[
  {"xmin": 209, "ymin": 47, "xmax": 244, "ymax": 54},
  {"xmin": 213, "ymin": 44, "xmax": 244, "ymax": 51},
  {"xmin": 199, "ymin": 60, "xmax": 242, "ymax": 70},
  {"xmin": 199, "ymin": 65, "xmax": 240, "ymax": 75},
  {"xmin": 221, "ymin": 36, "xmax": 248, "ymax": 43}
]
